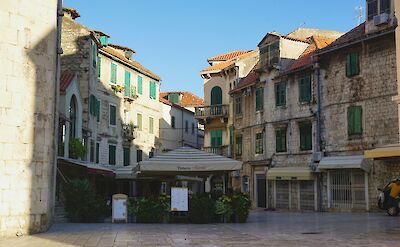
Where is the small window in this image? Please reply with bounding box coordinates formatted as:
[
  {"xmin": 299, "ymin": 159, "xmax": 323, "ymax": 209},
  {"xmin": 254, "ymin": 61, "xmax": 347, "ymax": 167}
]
[
  {"xmin": 109, "ymin": 105, "xmax": 116, "ymax": 126},
  {"xmin": 137, "ymin": 76, "xmax": 143, "ymax": 95},
  {"xmin": 110, "ymin": 63, "xmax": 117, "ymax": 84},
  {"xmin": 149, "ymin": 117, "xmax": 154, "ymax": 134},
  {"xmin": 256, "ymin": 87, "xmax": 264, "ymax": 111},
  {"xmin": 191, "ymin": 123, "xmax": 195, "ymax": 134},
  {"xmin": 368, "ymin": 0, "xmax": 378, "ymax": 20},
  {"xmin": 348, "ymin": 106, "xmax": 363, "ymax": 136},
  {"xmin": 123, "ymin": 147, "xmax": 130, "ymax": 166},
  {"xmin": 109, "ymin": 145, "xmax": 116, "ymax": 165},
  {"xmin": 276, "ymin": 127, "xmax": 287, "ymax": 152},
  {"xmin": 95, "ymin": 142, "xmax": 100, "ymax": 163},
  {"xmin": 299, "ymin": 122, "xmax": 312, "ymax": 151},
  {"xmin": 275, "ymin": 82, "xmax": 286, "ymax": 107},
  {"xmin": 346, "ymin": 52, "xmax": 360, "ymax": 77},
  {"xmin": 185, "ymin": 120, "xmax": 188, "ymax": 133},
  {"xmin": 235, "ymin": 135, "xmax": 242, "ymax": 156},
  {"xmin": 380, "ymin": 0, "xmax": 390, "ymax": 14},
  {"xmin": 137, "ymin": 113, "xmax": 143, "ymax": 131},
  {"xmin": 255, "ymin": 132, "xmax": 264, "ymax": 154},
  {"xmin": 168, "ymin": 93, "xmax": 180, "ymax": 104},
  {"xmin": 136, "ymin": 149, "xmax": 143, "ymax": 162},
  {"xmin": 171, "ymin": 116, "xmax": 175, "ymax": 128},
  {"xmin": 299, "ymin": 75, "xmax": 311, "ymax": 103},
  {"xmin": 235, "ymin": 96, "xmax": 242, "ymax": 115}
]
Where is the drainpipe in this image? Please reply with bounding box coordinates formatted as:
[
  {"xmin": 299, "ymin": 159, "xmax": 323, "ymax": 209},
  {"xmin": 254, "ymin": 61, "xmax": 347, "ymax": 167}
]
[
  {"xmin": 52, "ymin": 0, "xmax": 63, "ymax": 219},
  {"xmin": 314, "ymin": 58, "xmax": 323, "ymax": 211}
]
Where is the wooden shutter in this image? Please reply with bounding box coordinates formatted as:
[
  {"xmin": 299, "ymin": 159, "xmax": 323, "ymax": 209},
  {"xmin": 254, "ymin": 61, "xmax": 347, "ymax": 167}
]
[
  {"xmin": 95, "ymin": 99, "xmax": 100, "ymax": 122},
  {"xmin": 137, "ymin": 113, "xmax": 142, "ymax": 131},
  {"xmin": 95, "ymin": 143, "xmax": 99, "ymax": 163},
  {"xmin": 211, "ymin": 86, "xmax": 222, "ymax": 105},
  {"xmin": 109, "ymin": 145, "xmax": 116, "ymax": 165},
  {"xmin": 97, "ymin": 56, "xmax": 101, "ymax": 78},
  {"xmin": 137, "ymin": 76, "xmax": 143, "ymax": 94},
  {"xmin": 89, "ymin": 95, "xmax": 95, "ymax": 115},
  {"xmin": 346, "ymin": 54, "xmax": 352, "ymax": 77},
  {"xmin": 123, "ymin": 147, "xmax": 130, "ymax": 166},
  {"xmin": 299, "ymin": 76, "xmax": 311, "ymax": 102},
  {"xmin": 352, "ymin": 53, "xmax": 360, "ymax": 75},
  {"xmin": 110, "ymin": 105, "xmax": 116, "ymax": 125},
  {"xmin": 354, "ymin": 106, "xmax": 362, "ymax": 134},
  {"xmin": 111, "ymin": 63, "xmax": 117, "ymax": 84},
  {"xmin": 300, "ymin": 122, "xmax": 312, "ymax": 150},
  {"xmin": 124, "ymin": 71, "xmax": 131, "ymax": 97}
]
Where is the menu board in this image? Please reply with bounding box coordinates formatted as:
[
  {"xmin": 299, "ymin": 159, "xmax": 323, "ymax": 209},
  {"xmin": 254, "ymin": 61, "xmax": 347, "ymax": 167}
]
[
  {"xmin": 112, "ymin": 194, "xmax": 128, "ymax": 223},
  {"xmin": 171, "ymin": 187, "xmax": 188, "ymax": 212}
]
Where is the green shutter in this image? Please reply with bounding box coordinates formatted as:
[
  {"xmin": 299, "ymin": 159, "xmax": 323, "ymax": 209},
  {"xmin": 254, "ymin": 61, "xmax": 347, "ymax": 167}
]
[
  {"xmin": 210, "ymin": 130, "xmax": 222, "ymax": 147},
  {"xmin": 352, "ymin": 53, "xmax": 360, "ymax": 75},
  {"xmin": 109, "ymin": 105, "xmax": 116, "ymax": 125},
  {"xmin": 299, "ymin": 76, "xmax": 311, "ymax": 102},
  {"xmin": 95, "ymin": 143, "xmax": 99, "ymax": 163},
  {"xmin": 89, "ymin": 95, "xmax": 95, "ymax": 115},
  {"xmin": 276, "ymin": 83, "xmax": 286, "ymax": 106},
  {"xmin": 109, "ymin": 145, "xmax": 116, "ymax": 165},
  {"xmin": 137, "ymin": 76, "xmax": 143, "ymax": 95},
  {"xmin": 300, "ymin": 122, "xmax": 312, "ymax": 150},
  {"xmin": 346, "ymin": 54, "xmax": 352, "ymax": 77},
  {"xmin": 149, "ymin": 81, "xmax": 156, "ymax": 99},
  {"xmin": 137, "ymin": 113, "xmax": 142, "ymax": 131},
  {"xmin": 97, "ymin": 56, "xmax": 101, "ymax": 78},
  {"xmin": 123, "ymin": 147, "xmax": 130, "ymax": 166},
  {"xmin": 211, "ymin": 86, "xmax": 222, "ymax": 105},
  {"xmin": 124, "ymin": 71, "xmax": 131, "ymax": 97},
  {"xmin": 348, "ymin": 106, "xmax": 362, "ymax": 135},
  {"xmin": 95, "ymin": 99, "xmax": 100, "ymax": 122},
  {"xmin": 276, "ymin": 128, "xmax": 287, "ymax": 152},
  {"xmin": 92, "ymin": 44, "xmax": 97, "ymax": 67},
  {"xmin": 99, "ymin": 36, "xmax": 108, "ymax": 46},
  {"xmin": 256, "ymin": 88, "xmax": 263, "ymax": 111},
  {"xmin": 110, "ymin": 63, "xmax": 117, "ymax": 84}
]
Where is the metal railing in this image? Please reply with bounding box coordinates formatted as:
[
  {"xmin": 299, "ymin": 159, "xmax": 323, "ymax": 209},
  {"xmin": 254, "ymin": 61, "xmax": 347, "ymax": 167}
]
[
  {"xmin": 194, "ymin": 104, "xmax": 229, "ymax": 119},
  {"xmin": 203, "ymin": 145, "xmax": 232, "ymax": 158}
]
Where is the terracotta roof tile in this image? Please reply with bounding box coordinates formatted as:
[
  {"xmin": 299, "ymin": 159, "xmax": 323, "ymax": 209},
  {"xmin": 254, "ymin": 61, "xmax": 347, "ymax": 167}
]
[
  {"xmin": 160, "ymin": 91, "xmax": 204, "ymax": 106},
  {"xmin": 230, "ymin": 68, "xmax": 259, "ymax": 94},
  {"xmin": 201, "ymin": 50, "xmax": 258, "ymax": 74},
  {"xmin": 100, "ymin": 46, "xmax": 161, "ymax": 81},
  {"xmin": 285, "ymin": 36, "xmax": 337, "ymax": 73},
  {"xmin": 108, "ymin": 43, "xmax": 135, "ymax": 53},
  {"xmin": 207, "ymin": 50, "xmax": 252, "ymax": 62},
  {"xmin": 60, "ymin": 71, "xmax": 75, "ymax": 93}
]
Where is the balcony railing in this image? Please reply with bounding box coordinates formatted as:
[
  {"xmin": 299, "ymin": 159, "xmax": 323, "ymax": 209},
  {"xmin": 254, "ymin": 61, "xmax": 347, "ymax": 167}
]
[
  {"xmin": 195, "ymin": 104, "xmax": 229, "ymax": 119},
  {"xmin": 203, "ymin": 145, "xmax": 232, "ymax": 158}
]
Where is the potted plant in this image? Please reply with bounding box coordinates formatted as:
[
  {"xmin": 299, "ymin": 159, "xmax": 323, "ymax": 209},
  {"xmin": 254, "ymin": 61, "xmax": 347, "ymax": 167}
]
[
  {"xmin": 215, "ymin": 195, "xmax": 233, "ymax": 223},
  {"xmin": 68, "ymin": 138, "xmax": 86, "ymax": 159},
  {"xmin": 111, "ymin": 84, "xmax": 124, "ymax": 93},
  {"xmin": 232, "ymin": 191, "xmax": 251, "ymax": 223}
]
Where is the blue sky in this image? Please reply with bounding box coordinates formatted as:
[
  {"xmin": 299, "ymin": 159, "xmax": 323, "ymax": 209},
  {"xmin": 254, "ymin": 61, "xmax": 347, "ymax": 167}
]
[{"xmin": 64, "ymin": 0, "xmax": 365, "ymax": 98}]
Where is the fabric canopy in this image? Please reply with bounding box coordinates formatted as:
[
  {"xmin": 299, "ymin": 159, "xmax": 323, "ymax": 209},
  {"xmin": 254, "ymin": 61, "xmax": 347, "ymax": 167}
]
[
  {"xmin": 138, "ymin": 147, "xmax": 242, "ymax": 175},
  {"xmin": 267, "ymin": 167, "xmax": 314, "ymax": 180},
  {"xmin": 58, "ymin": 157, "xmax": 115, "ymax": 177},
  {"xmin": 364, "ymin": 144, "xmax": 400, "ymax": 159},
  {"xmin": 319, "ymin": 155, "xmax": 370, "ymax": 172}
]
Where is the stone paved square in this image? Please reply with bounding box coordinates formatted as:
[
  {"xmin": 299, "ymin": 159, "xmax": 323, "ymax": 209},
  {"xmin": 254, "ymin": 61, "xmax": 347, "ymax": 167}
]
[{"xmin": 2, "ymin": 211, "xmax": 400, "ymax": 247}]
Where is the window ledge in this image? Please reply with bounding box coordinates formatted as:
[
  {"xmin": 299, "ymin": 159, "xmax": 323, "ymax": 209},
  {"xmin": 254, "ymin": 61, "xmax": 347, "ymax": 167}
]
[
  {"xmin": 275, "ymin": 152, "xmax": 288, "ymax": 155},
  {"xmin": 255, "ymin": 110, "xmax": 264, "ymax": 113},
  {"xmin": 275, "ymin": 105, "xmax": 287, "ymax": 109},
  {"xmin": 348, "ymin": 134, "xmax": 363, "ymax": 140}
]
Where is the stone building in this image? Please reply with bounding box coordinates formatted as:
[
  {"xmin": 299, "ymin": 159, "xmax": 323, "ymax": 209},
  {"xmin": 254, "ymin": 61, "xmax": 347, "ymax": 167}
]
[
  {"xmin": 59, "ymin": 7, "xmax": 162, "ymax": 199},
  {"xmin": 317, "ymin": 0, "xmax": 398, "ymax": 211},
  {"xmin": 0, "ymin": 0, "xmax": 60, "ymax": 236},
  {"xmin": 159, "ymin": 92, "xmax": 204, "ymax": 151}
]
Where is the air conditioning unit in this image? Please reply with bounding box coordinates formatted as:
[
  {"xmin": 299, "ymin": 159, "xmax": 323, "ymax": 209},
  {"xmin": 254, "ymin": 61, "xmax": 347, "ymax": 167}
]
[{"xmin": 373, "ymin": 13, "xmax": 390, "ymax": 26}]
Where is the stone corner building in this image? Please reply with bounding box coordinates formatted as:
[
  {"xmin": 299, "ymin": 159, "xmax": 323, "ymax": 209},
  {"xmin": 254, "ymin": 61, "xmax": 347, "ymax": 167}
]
[{"xmin": 0, "ymin": 0, "xmax": 60, "ymax": 236}]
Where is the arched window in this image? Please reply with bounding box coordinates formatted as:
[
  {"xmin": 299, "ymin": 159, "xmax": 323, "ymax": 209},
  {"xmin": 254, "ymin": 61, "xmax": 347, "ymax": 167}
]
[
  {"xmin": 69, "ymin": 95, "xmax": 77, "ymax": 138},
  {"xmin": 211, "ymin": 86, "xmax": 222, "ymax": 105}
]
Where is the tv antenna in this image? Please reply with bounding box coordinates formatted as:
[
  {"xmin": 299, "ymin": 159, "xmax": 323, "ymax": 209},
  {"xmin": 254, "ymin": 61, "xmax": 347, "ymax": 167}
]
[{"xmin": 355, "ymin": 6, "xmax": 364, "ymax": 25}]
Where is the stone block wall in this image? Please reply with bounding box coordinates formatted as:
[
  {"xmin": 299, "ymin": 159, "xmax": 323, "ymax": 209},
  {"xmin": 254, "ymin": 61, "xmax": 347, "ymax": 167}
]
[{"xmin": 0, "ymin": 0, "xmax": 58, "ymax": 236}]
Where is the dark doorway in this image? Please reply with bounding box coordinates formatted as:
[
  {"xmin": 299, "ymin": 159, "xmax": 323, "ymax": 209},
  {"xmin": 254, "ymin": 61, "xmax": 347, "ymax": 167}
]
[{"xmin": 256, "ymin": 174, "xmax": 266, "ymax": 208}]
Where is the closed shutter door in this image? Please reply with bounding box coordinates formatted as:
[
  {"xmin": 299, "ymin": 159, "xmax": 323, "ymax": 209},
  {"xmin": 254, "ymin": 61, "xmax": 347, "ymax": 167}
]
[
  {"xmin": 300, "ymin": 181, "xmax": 315, "ymax": 211},
  {"xmin": 124, "ymin": 71, "xmax": 131, "ymax": 97},
  {"xmin": 276, "ymin": 180, "xmax": 289, "ymax": 209}
]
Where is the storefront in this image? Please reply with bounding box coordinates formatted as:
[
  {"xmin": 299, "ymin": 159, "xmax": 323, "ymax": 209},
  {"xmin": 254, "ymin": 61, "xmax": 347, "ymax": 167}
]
[
  {"xmin": 267, "ymin": 167, "xmax": 316, "ymax": 211},
  {"xmin": 319, "ymin": 155, "xmax": 370, "ymax": 211}
]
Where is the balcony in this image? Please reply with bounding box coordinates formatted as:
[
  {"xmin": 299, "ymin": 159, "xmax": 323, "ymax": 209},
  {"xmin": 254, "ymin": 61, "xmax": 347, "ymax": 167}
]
[
  {"xmin": 194, "ymin": 104, "xmax": 229, "ymax": 120},
  {"xmin": 203, "ymin": 145, "xmax": 232, "ymax": 158}
]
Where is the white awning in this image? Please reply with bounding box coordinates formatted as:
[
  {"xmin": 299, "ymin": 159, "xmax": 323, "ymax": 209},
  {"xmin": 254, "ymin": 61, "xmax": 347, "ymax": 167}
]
[
  {"xmin": 267, "ymin": 167, "xmax": 314, "ymax": 180},
  {"xmin": 319, "ymin": 155, "xmax": 370, "ymax": 172},
  {"xmin": 114, "ymin": 165, "xmax": 138, "ymax": 179},
  {"xmin": 138, "ymin": 147, "xmax": 242, "ymax": 175}
]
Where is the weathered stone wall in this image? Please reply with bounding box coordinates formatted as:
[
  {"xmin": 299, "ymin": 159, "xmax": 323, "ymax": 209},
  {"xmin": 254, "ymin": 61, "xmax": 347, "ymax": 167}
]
[
  {"xmin": 0, "ymin": 0, "xmax": 58, "ymax": 236},
  {"xmin": 320, "ymin": 33, "xmax": 398, "ymax": 155}
]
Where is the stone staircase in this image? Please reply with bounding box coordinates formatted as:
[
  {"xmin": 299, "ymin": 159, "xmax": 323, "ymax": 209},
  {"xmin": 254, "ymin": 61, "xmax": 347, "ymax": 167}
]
[{"xmin": 54, "ymin": 201, "xmax": 68, "ymax": 223}]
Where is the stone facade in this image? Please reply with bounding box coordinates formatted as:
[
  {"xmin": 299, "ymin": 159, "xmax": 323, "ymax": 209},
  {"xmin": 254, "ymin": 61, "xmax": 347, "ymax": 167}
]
[{"xmin": 0, "ymin": 0, "xmax": 59, "ymax": 236}]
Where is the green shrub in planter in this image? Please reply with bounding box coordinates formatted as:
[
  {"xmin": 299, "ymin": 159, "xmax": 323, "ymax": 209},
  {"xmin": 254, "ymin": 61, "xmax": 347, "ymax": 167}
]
[
  {"xmin": 215, "ymin": 195, "xmax": 234, "ymax": 223},
  {"xmin": 189, "ymin": 193, "xmax": 215, "ymax": 224},
  {"xmin": 69, "ymin": 138, "xmax": 86, "ymax": 159},
  {"xmin": 63, "ymin": 179, "xmax": 108, "ymax": 222},
  {"xmin": 232, "ymin": 191, "xmax": 251, "ymax": 223},
  {"xmin": 127, "ymin": 196, "xmax": 170, "ymax": 223}
]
